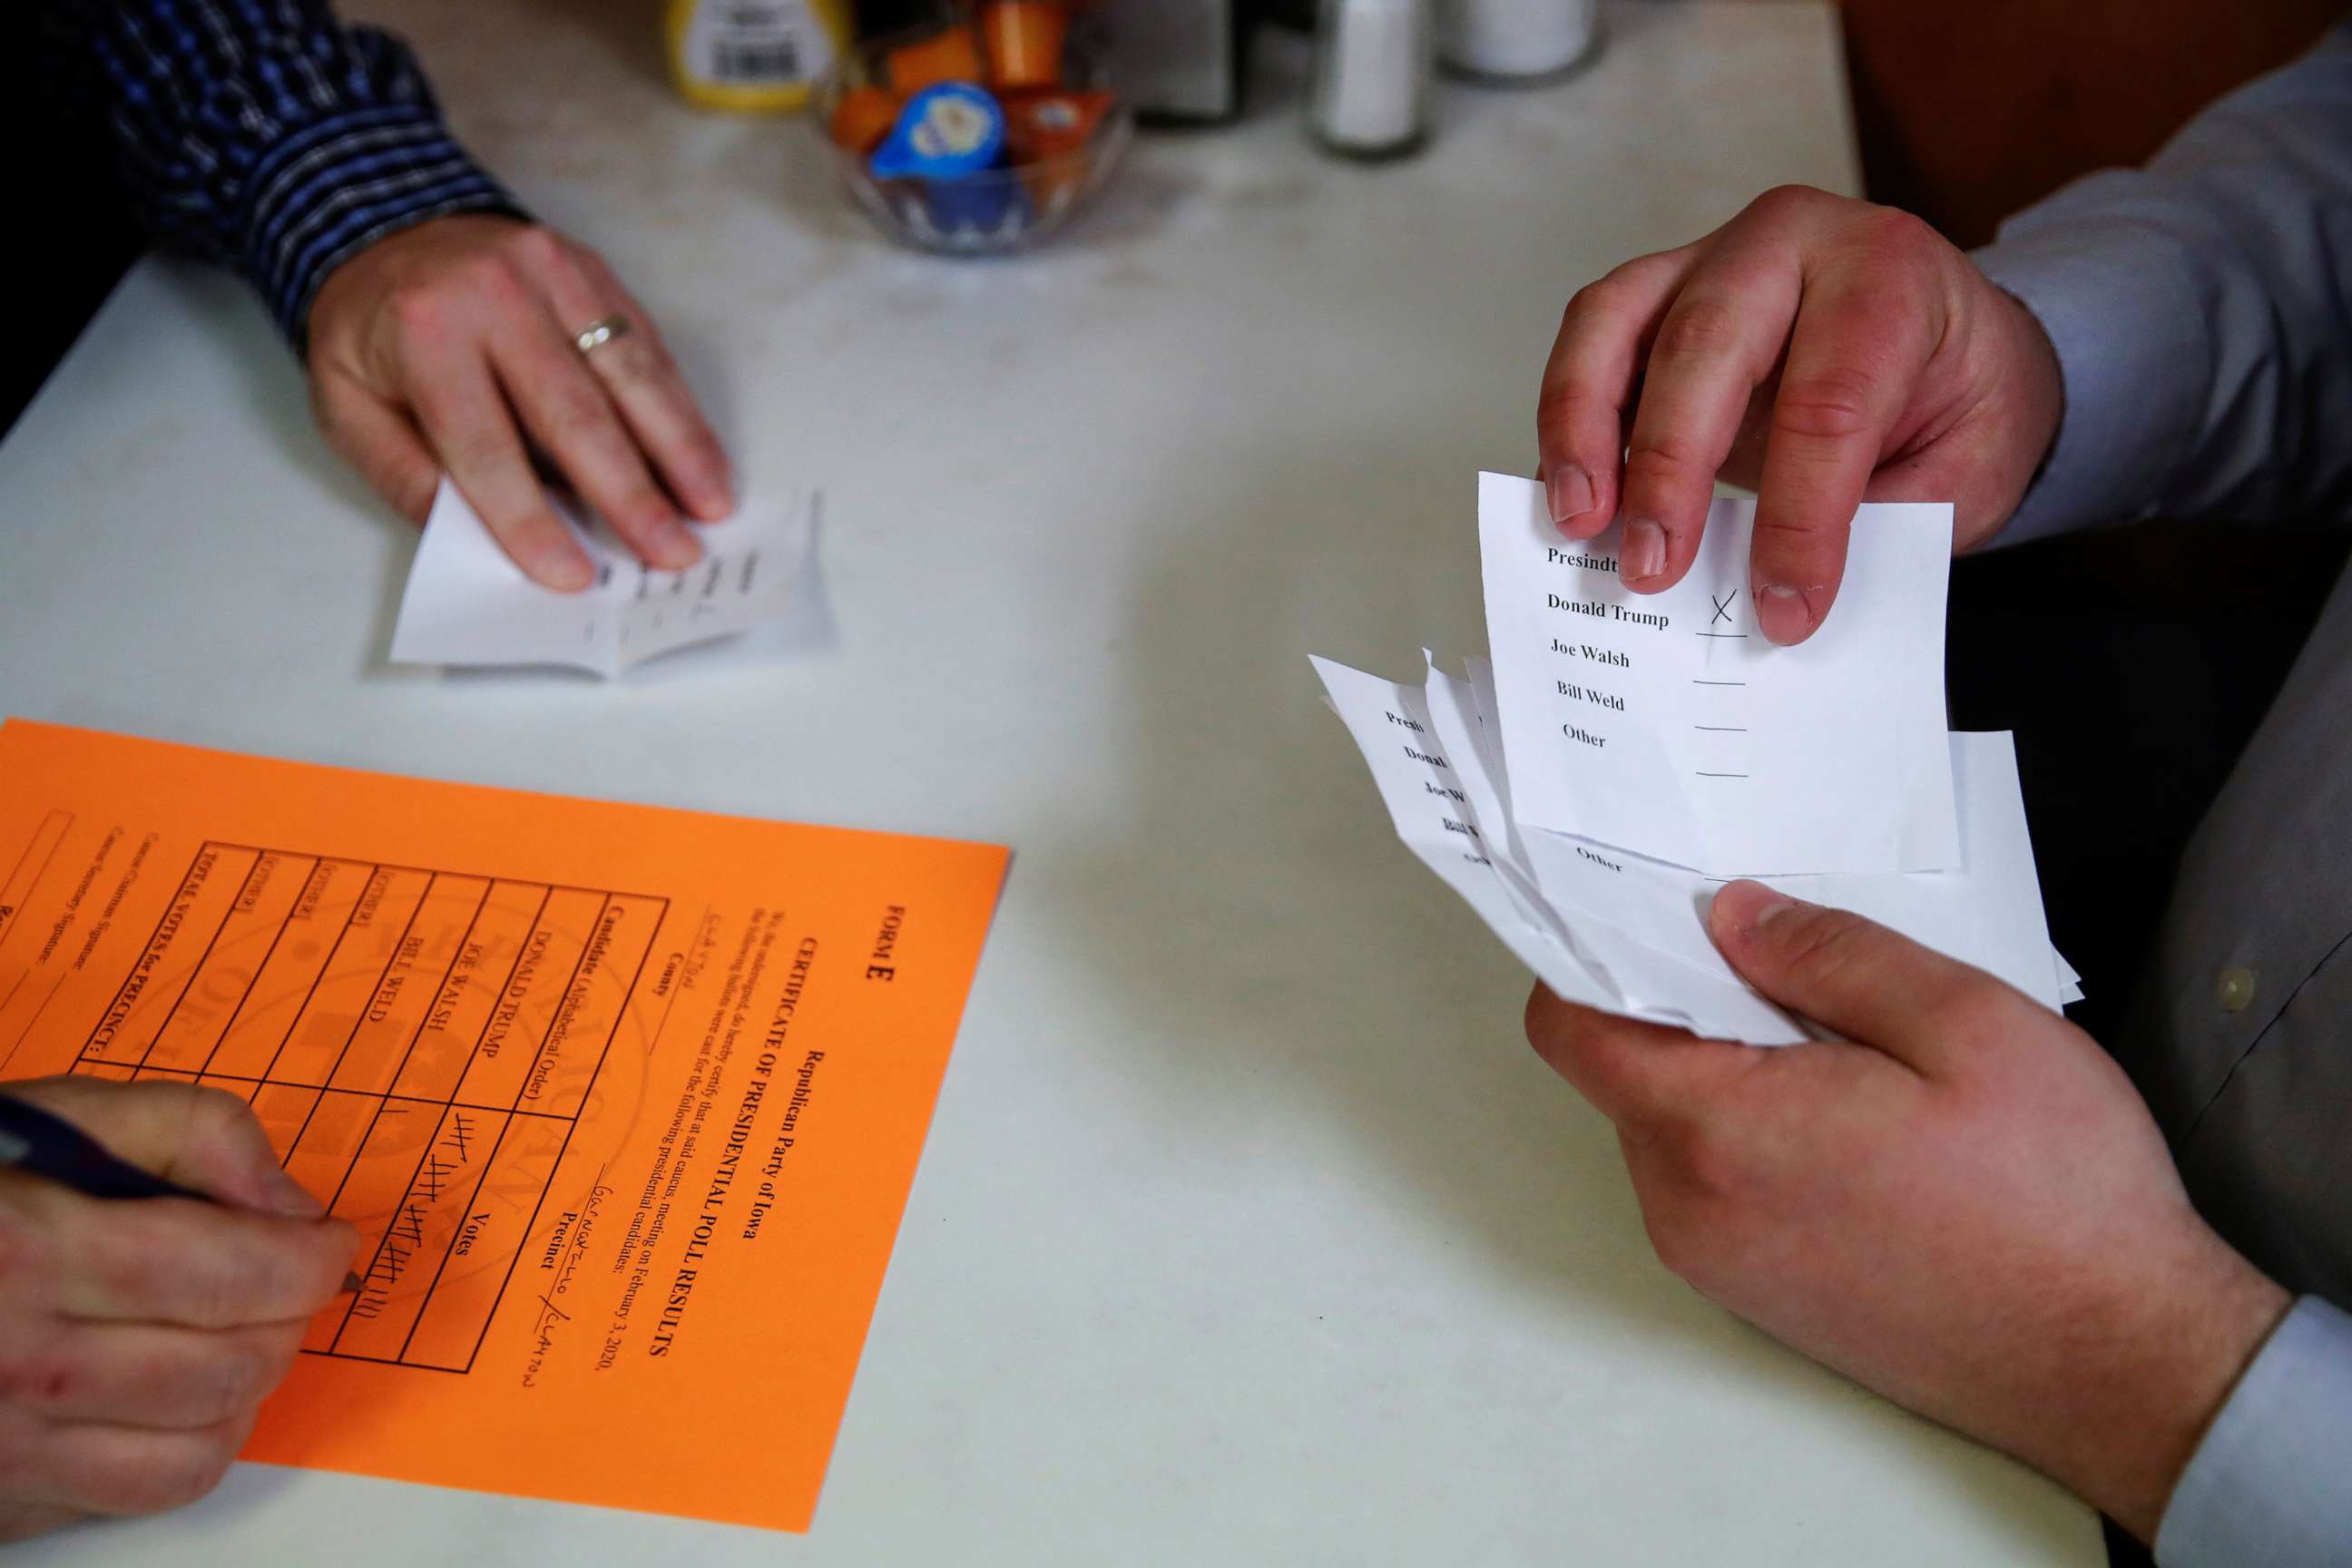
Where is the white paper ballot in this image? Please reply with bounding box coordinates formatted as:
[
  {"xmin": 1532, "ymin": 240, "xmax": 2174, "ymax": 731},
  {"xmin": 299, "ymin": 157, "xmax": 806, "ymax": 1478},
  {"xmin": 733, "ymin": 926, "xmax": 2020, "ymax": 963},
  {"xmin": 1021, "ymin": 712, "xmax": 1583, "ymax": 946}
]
[
  {"xmin": 1309, "ymin": 656, "xmax": 1622, "ymax": 1016},
  {"xmin": 1315, "ymin": 652, "xmax": 2073, "ymax": 1046},
  {"xmin": 390, "ymin": 479, "xmax": 817, "ymax": 677},
  {"xmin": 1409, "ymin": 653, "xmax": 1806, "ymax": 1040},
  {"xmin": 1477, "ymin": 473, "xmax": 1960, "ymax": 877}
]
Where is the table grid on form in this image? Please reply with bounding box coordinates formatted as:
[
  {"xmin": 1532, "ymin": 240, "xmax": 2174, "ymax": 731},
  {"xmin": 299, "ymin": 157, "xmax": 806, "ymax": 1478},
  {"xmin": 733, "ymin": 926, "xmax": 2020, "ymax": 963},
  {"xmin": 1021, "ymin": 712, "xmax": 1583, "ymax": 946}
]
[{"xmin": 67, "ymin": 842, "xmax": 666, "ymax": 1374}]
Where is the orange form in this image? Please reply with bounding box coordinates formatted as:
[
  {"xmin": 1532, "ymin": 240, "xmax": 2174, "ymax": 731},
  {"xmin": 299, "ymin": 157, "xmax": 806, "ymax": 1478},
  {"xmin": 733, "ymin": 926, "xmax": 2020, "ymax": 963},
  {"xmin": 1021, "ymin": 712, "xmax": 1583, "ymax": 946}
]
[{"xmin": 0, "ymin": 719, "xmax": 1010, "ymax": 1534}]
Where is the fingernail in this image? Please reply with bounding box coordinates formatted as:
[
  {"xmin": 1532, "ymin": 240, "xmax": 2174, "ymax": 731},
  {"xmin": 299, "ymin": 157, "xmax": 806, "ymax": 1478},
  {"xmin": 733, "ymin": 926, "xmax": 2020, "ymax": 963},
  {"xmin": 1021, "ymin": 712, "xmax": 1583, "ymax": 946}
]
[
  {"xmin": 1755, "ymin": 583, "xmax": 1813, "ymax": 644},
  {"xmin": 651, "ymin": 522, "xmax": 703, "ymax": 571},
  {"xmin": 695, "ymin": 466, "xmax": 737, "ymax": 521},
  {"xmin": 1622, "ymin": 519, "xmax": 1666, "ymax": 582},
  {"xmin": 1715, "ymin": 878, "xmax": 1800, "ymax": 936},
  {"xmin": 1547, "ymin": 466, "xmax": 1597, "ymax": 527},
  {"xmin": 539, "ymin": 544, "xmax": 594, "ymax": 593},
  {"xmin": 263, "ymin": 1168, "xmax": 327, "ymax": 1220}
]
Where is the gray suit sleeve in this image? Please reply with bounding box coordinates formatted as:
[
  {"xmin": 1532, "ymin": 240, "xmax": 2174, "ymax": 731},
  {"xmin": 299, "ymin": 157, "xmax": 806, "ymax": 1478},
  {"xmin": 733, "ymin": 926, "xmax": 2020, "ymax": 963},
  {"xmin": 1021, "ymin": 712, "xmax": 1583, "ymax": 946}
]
[
  {"xmin": 2155, "ymin": 1296, "xmax": 2352, "ymax": 1568},
  {"xmin": 1969, "ymin": 24, "xmax": 2352, "ymax": 543}
]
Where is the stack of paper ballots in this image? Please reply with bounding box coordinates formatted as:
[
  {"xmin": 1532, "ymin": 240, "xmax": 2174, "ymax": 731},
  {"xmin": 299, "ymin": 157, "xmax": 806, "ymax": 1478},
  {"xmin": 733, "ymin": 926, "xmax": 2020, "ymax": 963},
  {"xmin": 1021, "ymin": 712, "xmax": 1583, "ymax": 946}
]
[{"xmin": 1312, "ymin": 474, "xmax": 2078, "ymax": 1045}]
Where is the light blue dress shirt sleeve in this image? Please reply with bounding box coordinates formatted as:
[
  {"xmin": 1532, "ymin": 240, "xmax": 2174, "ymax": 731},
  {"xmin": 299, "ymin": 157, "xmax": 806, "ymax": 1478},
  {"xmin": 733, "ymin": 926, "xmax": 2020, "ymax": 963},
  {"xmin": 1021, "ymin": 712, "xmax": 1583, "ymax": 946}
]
[
  {"xmin": 1965, "ymin": 36, "xmax": 2352, "ymax": 1565},
  {"xmin": 2155, "ymin": 1295, "xmax": 2352, "ymax": 1567},
  {"xmin": 1968, "ymin": 23, "xmax": 2352, "ymax": 544}
]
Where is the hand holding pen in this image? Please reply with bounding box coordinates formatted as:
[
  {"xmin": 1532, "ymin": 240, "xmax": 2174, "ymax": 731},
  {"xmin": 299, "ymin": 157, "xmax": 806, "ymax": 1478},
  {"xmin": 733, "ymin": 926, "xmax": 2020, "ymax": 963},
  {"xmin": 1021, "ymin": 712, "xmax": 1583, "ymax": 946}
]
[{"xmin": 0, "ymin": 1077, "xmax": 358, "ymax": 1541}]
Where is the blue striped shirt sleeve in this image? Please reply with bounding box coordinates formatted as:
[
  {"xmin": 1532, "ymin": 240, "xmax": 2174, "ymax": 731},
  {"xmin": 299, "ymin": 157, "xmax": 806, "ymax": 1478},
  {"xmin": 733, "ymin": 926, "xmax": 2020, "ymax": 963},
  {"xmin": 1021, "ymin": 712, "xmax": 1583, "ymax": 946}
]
[{"xmin": 49, "ymin": 0, "xmax": 529, "ymax": 343}]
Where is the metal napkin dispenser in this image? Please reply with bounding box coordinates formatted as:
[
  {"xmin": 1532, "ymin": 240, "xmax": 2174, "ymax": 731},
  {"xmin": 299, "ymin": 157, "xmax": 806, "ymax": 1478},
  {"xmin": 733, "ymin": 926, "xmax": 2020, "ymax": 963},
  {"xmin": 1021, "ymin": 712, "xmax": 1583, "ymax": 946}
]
[{"xmin": 1096, "ymin": 0, "xmax": 1254, "ymax": 122}]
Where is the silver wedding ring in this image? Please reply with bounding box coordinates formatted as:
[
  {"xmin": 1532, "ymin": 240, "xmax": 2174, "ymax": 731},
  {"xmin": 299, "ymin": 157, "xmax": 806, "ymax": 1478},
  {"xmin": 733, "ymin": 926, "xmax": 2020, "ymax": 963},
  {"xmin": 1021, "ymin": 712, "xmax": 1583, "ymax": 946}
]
[{"xmin": 573, "ymin": 314, "xmax": 634, "ymax": 356}]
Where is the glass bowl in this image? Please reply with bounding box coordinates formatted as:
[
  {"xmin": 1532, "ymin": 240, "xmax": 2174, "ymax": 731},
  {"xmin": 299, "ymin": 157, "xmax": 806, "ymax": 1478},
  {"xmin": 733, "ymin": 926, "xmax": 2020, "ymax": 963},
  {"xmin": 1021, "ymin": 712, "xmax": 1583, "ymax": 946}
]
[{"xmin": 812, "ymin": 34, "xmax": 1132, "ymax": 256}]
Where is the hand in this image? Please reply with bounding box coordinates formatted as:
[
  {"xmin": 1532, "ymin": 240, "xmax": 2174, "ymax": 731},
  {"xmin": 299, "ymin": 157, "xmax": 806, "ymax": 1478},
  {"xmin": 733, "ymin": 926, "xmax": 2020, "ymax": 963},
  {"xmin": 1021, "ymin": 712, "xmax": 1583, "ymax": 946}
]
[
  {"xmin": 0, "ymin": 1078, "xmax": 356, "ymax": 1542},
  {"xmin": 1524, "ymin": 882, "xmax": 2291, "ymax": 1541},
  {"xmin": 1535, "ymin": 185, "xmax": 2064, "ymax": 643},
  {"xmin": 307, "ymin": 215, "xmax": 736, "ymax": 591}
]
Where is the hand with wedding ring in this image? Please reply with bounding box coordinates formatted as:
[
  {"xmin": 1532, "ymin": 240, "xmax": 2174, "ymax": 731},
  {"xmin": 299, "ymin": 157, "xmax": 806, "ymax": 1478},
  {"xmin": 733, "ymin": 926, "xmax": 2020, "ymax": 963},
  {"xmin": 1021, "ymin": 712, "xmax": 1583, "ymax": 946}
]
[{"xmin": 305, "ymin": 215, "xmax": 735, "ymax": 590}]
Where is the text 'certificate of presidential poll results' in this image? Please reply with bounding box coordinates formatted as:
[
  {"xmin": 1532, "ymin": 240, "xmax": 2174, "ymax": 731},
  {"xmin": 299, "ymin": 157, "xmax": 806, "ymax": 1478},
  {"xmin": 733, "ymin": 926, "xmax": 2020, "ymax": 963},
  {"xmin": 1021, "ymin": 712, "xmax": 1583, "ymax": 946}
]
[{"xmin": 0, "ymin": 720, "xmax": 1009, "ymax": 1532}]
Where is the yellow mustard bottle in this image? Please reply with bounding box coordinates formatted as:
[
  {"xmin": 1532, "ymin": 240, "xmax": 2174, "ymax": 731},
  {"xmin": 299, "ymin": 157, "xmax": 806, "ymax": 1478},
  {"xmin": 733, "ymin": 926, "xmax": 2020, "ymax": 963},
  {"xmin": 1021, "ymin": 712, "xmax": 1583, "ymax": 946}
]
[{"xmin": 666, "ymin": 0, "xmax": 853, "ymax": 113}]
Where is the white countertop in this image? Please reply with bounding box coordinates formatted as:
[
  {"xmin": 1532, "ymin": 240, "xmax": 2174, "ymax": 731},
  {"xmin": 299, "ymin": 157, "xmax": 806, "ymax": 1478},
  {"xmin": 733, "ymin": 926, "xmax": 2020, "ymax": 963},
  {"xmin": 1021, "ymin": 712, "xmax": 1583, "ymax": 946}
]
[{"xmin": 0, "ymin": 3, "xmax": 2102, "ymax": 1562}]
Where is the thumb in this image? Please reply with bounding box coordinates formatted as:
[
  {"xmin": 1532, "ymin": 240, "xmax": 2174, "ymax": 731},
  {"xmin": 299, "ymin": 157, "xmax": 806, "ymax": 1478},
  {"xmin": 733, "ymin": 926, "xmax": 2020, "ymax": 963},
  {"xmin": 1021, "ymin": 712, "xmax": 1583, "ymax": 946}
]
[
  {"xmin": 1706, "ymin": 881, "xmax": 2016, "ymax": 1074},
  {"xmin": 3, "ymin": 1077, "xmax": 324, "ymax": 1218}
]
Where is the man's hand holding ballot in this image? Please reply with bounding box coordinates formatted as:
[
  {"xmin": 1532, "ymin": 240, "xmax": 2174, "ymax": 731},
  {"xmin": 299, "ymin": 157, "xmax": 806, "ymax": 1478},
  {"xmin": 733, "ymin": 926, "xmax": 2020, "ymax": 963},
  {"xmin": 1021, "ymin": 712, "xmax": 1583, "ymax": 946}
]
[
  {"xmin": 1526, "ymin": 882, "xmax": 2289, "ymax": 1544},
  {"xmin": 1534, "ymin": 184, "xmax": 2065, "ymax": 642}
]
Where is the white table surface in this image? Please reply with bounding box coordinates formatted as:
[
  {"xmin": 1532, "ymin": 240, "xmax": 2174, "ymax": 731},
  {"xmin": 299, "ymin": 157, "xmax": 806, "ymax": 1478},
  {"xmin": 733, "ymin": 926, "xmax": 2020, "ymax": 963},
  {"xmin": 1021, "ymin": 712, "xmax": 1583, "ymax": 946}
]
[{"xmin": 0, "ymin": 3, "xmax": 2103, "ymax": 1563}]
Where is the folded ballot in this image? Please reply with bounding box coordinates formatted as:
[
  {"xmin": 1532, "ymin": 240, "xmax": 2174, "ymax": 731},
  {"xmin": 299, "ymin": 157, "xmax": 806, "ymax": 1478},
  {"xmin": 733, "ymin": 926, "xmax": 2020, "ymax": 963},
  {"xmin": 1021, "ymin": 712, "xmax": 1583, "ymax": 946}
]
[
  {"xmin": 390, "ymin": 479, "xmax": 820, "ymax": 677},
  {"xmin": 1314, "ymin": 475, "xmax": 2076, "ymax": 1046}
]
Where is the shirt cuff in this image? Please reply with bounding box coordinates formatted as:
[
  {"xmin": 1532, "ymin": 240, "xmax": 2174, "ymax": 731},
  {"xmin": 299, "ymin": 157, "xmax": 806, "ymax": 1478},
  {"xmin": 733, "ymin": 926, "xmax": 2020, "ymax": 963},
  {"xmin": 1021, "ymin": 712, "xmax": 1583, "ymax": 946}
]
[
  {"xmin": 2155, "ymin": 1295, "xmax": 2352, "ymax": 1568},
  {"xmin": 237, "ymin": 101, "xmax": 529, "ymax": 344},
  {"xmin": 1969, "ymin": 208, "xmax": 2211, "ymax": 546}
]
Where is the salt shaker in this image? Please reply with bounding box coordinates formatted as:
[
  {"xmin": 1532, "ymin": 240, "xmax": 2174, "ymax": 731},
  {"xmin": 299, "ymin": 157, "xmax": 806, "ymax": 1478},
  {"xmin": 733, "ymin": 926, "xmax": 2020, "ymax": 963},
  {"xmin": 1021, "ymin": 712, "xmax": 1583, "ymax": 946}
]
[{"xmin": 1310, "ymin": 0, "xmax": 1435, "ymax": 158}]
